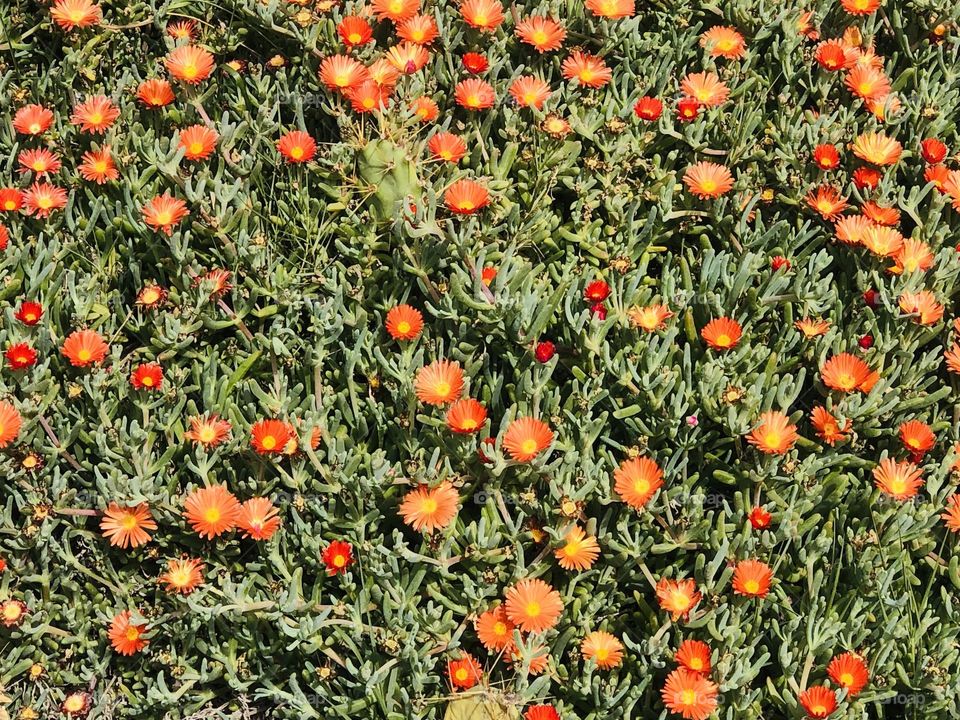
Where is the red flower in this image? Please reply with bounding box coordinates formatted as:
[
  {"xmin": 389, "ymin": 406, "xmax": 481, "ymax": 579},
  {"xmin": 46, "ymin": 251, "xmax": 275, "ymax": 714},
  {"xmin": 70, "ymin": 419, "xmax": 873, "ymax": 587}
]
[
  {"xmin": 852, "ymin": 166, "xmax": 881, "ymax": 189},
  {"xmin": 591, "ymin": 302, "xmax": 607, "ymax": 320},
  {"xmin": 322, "ymin": 540, "xmax": 354, "ymax": 575},
  {"xmin": 5, "ymin": 343, "xmax": 37, "ymax": 370},
  {"xmin": 748, "ymin": 506, "xmax": 771, "ymax": 529},
  {"xmin": 534, "ymin": 341, "xmax": 556, "ymax": 363},
  {"xmin": 525, "ymin": 706, "xmax": 560, "ymax": 720},
  {"xmin": 812, "ymin": 143, "xmax": 839, "ymax": 169},
  {"xmin": 770, "ymin": 255, "xmax": 791, "ymax": 271},
  {"xmin": 858, "ymin": 334, "xmax": 874, "ymax": 349},
  {"xmin": 920, "ymin": 137, "xmax": 948, "ymax": 164},
  {"xmin": 862, "ymin": 289, "xmax": 878, "ymax": 308},
  {"xmin": 584, "ymin": 280, "xmax": 610, "ymax": 303},
  {"xmin": 130, "ymin": 363, "xmax": 163, "ymax": 390},
  {"xmin": 462, "ymin": 52, "xmax": 488, "ymax": 74},
  {"xmin": 15, "ymin": 301, "xmax": 43, "ymax": 325},
  {"xmin": 447, "ymin": 654, "xmax": 482, "ymax": 690},
  {"xmin": 677, "ymin": 97, "xmax": 699, "ymax": 121},
  {"xmin": 0, "ymin": 188, "xmax": 24, "ymax": 212},
  {"xmin": 633, "ymin": 96, "xmax": 663, "ymax": 121}
]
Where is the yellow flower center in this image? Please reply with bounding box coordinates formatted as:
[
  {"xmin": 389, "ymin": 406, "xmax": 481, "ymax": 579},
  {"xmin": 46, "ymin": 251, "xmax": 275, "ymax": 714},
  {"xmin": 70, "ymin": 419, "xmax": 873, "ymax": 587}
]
[
  {"xmin": 64, "ymin": 696, "xmax": 85, "ymax": 712},
  {"xmin": 349, "ymin": 33, "xmax": 362, "ymax": 43},
  {"xmin": 422, "ymin": 498, "xmax": 438, "ymax": 514},
  {"xmin": 77, "ymin": 349, "xmax": 92, "ymax": 362},
  {"xmin": 521, "ymin": 438, "xmax": 538, "ymax": 455},
  {"xmin": 681, "ymin": 690, "xmax": 697, "ymax": 706},
  {"xmin": 715, "ymin": 334, "xmax": 731, "ymax": 346},
  {"xmin": 189, "ymin": 142, "xmax": 204, "ymax": 154},
  {"xmin": 261, "ymin": 435, "xmax": 277, "ymax": 450},
  {"xmin": 125, "ymin": 626, "xmax": 141, "ymax": 641},
  {"xmin": 744, "ymin": 579, "xmax": 760, "ymax": 594},
  {"xmin": 689, "ymin": 657, "xmax": 703, "ymax": 670},
  {"xmin": 3, "ymin": 603, "xmax": 22, "ymax": 621},
  {"xmin": 122, "ymin": 514, "xmax": 139, "ymax": 530},
  {"xmin": 396, "ymin": 320, "xmax": 411, "ymax": 333},
  {"xmin": 841, "ymin": 672, "xmax": 854, "ymax": 686},
  {"xmin": 183, "ymin": 63, "xmax": 198, "ymax": 79},
  {"xmin": 532, "ymin": 30, "xmax": 548, "ymax": 45},
  {"xmin": 524, "ymin": 601, "xmax": 541, "ymax": 618},
  {"xmin": 493, "ymin": 621, "xmax": 507, "ymax": 636},
  {"xmin": 204, "ymin": 508, "xmax": 221, "ymax": 523}
]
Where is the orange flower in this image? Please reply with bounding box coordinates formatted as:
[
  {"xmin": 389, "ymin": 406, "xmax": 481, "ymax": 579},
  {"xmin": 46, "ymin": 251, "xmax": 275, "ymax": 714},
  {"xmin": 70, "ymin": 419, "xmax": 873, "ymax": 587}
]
[
  {"xmin": 250, "ymin": 419, "xmax": 292, "ymax": 454},
  {"xmin": 731, "ymin": 559, "xmax": 773, "ymax": 598},
  {"xmin": 700, "ymin": 316, "xmax": 742, "ymax": 351},
  {"xmin": 371, "ymin": 0, "xmax": 420, "ymax": 22},
  {"xmin": 675, "ymin": 639, "xmax": 712, "ymax": 675},
  {"xmin": 891, "ymin": 239, "xmax": 934, "ymax": 274},
  {"xmin": 899, "ymin": 290, "xmax": 943, "ymax": 325},
  {"xmin": 628, "ymin": 304, "xmax": 673, "ymax": 332},
  {"xmin": 845, "ymin": 65, "xmax": 890, "ymax": 100},
  {"xmin": 841, "ymin": 0, "xmax": 879, "ymax": 15},
  {"xmin": 99, "ymin": 502, "xmax": 156, "ymax": 549},
  {"xmin": 71, "ymin": 95, "xmax": 119, "ymax": 134},
  {"xmin": 806, "ymin": 186, "xmax": 848, "ymax": 220},
  {"xmin": 385, "ymin": 304, "xmax": 424, "ymax": 339},
  {"xmin": 277, "ymin": 130, "xmax": 316, "ymax": 163},
  {"xmin": 680, "ymin": 72, "xmax": 729, "ymax": 106},
  {"xmin": 18, "ymin": 148, "xmax": 61, "ymax": 176},
  {"xmin": 184, "ymin": 414, "xmax": 232, "ymax": 447},
  {"xmin": 130, "ymin": 363, "xmax": 163, "ymax": 390},
  {"xmin": 78, "ymin": 147, "xmax": 118, "ymax": 184},
  {"xmin": 614, "ymin": 456, "xmax": 663, "ymax": 508},
  {"xmin": 862, "ymin": 201, "xmax": 900, "ymax": 225},
  {"xmin": 683, "ymin": 162, "xmax": 733, "ymax": 199},
  {"xmin": 338, "ymin": 16, "xmax": 373, "ymax": 46},
  {"xmin": 50, "ymin": 0, "xmax": 102, "ymax": 30},
  {"xmin": 347, "ymin": 80, "xmax": 391, "ymax": 114},
  {"xmin": 23, "ymin": 181, "xmax": 67, "ymax": 218},
  {"xmin": 899, "ymin": 420, "xmax": 934, "ymax": 457},
  {"xmin": 747, "ymin": 411, "xmax": 798, "ymax": 455},
  {"xmin": 461, "ymin": 0, "xmax": 504, "ymax": 30},
  {"xmin": 398, "ymin": 482, "xmax": 459, "ymax": 532},
  {"xmin": 509, "ymin": 76, "xmax": 552, "ymax": 109},
  {"xmin": 167, "ymin": 19, "xmax": 196, "ymax": 40},
  {"xmin": 60, "ymin": 692, "xmax": 92, "ymax": 717},
  {"xmin": 700, "ymin": 26, "xmax": 746, "ymax": 59},
  {"xmin": 810, "ymin": 406, "xmax": 850, "ymax": 446},
  {"xmin": 798, "ymin": 686, "xmax": 837, "ymax": 718},
  {"xmin": 397, "ymin": 14, "xmax": 438, "ymax": 44},
  {"xmin": 873, "ymin": 458, "xmax": 923, "ymax": 500},
  {"xmin": 554, "ymin": 525, "xmax": 600, "ymax": 571},
  {"xmin": 137, "ymin": 79, "xmax": 175, "ymax": 107},
  {"xmin": 237, "ymin": 497, "xmax": 282, "ymax": 540},
  {"xmin": 852, "ymin": 131, "xmax": 902, "ymax": 165},
  {"xmin": 656, "ymin": 578, "xmax": 701, "ymax": 620},
  {"xmin": 166, "ymin": 45, "xmax": 215, "ymax": 84},
  {"xmin": 446, "ymin": 398, "xmax": 488, "ymax": 433},
  {"xmin": 585, "ymin": 0, "xmax": 634, "ymax": 17},
  {"xmin": 947, "ymin": 344, "xmax": 960, "ymax": 374},
  {"xmin": 941, "ymin": 495, "xmax": 960, "ymax": 533},
  {"xmin": 428, "ymin": 132, "xmax": 467, "ymax": 164},
  {"xmin": 386, "ymin": 42, "xmax": 430, "ymax": 74},
  {"xmin": 183, "ymin": 485, "xmax": 241, "ymax": 539},
  {"xmin": 454, "ymin": 78, "xmax": 495, "ymax": 110},
  {"xmin": 414, "ymin": 359, "xmax": 464, "ymax": 405},
  {"xmin": 661, "ymin": 669, "xmax": 718, "ymax": 720},
  {"xmin": 502, "ymin": 417, "xmax": 554, "ymax": 462},
  {"xmin": 444, "ymin": 179, "xmax": 490, "ymax": 214},
  {"xmin": 834, "ymin": 215, "xmax": 872, "ymax": 245},
  {"xmin": 178, "ymin": 124, "xmax": 219, "ymax": 161},
  {"xmin": 475, "ymin": 605, "xmax": 515, "ymax": 652},
  {"xmin": 160, "ymin": 557, "xmax": 205, "ymax": 594},
  {"xmin": 861, "ymin": 225, "xmax": 903, "ymax": 257},
  {"xmin": 12, "ymin": 104, "xmax": 54, "ymax": 135},
  {"xmin": 0, "ymin": 188, "xmax": 25, "ymax": 212},
  {"xmin": 142, "ymin": 193, "xmax": 189, "ymax": 235},
  {"xmin": 820, "ymin": 353, "xmax": 872, "ymax": 393},
  {"xmin": 581, "ymin": 631, "xmax": 623, "ymax": 669},
  {"xmin": 504, "ymin": 578, "xmax": 563, "ymax": 633},
  {"xmin": 515, "ymin": 16, "xmax": 566, "ymax": 53},
  {"xmin": 448, "ymin": 653, "xmax": 482, "ymax": 690},
  {"xmin": 827, "ymin": 652, "xmax": 869, "ymax": 696},
  {"xmin": 794, "ymin": 318, "xmax": 830, "ymax": 338},
  {"xmin": 108, "ymin": 611, "xmax": 148, "ymax": 656},
  {"xmin": 561, "ymin": 52, "xmax": 612, "ymax": 88},
  {"xmin": 319, "ymin": 54, "xmax": 369, "ymax": 91},
  {"xmin": 0, "ymin": 401, "xmax": 21, "ymax": 448},
  {"xmin": 61, "ymin": 329, "xmax": 109, "ymax": 367}
]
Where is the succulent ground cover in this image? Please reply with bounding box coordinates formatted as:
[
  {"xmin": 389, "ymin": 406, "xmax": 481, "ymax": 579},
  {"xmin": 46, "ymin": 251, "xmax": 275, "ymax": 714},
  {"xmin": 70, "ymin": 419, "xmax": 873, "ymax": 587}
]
[{"xmin": 1, "ymin": 0, "xmax": 960, "ymax": 718}]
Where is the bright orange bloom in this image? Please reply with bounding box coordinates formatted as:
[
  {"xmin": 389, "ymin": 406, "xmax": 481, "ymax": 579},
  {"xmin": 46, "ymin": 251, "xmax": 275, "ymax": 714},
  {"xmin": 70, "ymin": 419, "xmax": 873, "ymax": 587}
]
[
  {"xmin": 277, "ymin": 130, "xmax": 316, "ymax": 163},
  {"xmin": 250, "ymin": 419, "xmax": 292, "ymax": 455},
  {"xmin": 798, "ymin": 686, "xmax": 837, "ymax": 718},
  {"xmin": 167, "ymin": 19, "xmax": 196, "ymax": 40},
  {"xmin": 18, "ymin": 148, "xmax": 61, "ymax": 176},
  {"xmin": 504, "ymin": 578, "xmax": 563, "ymax": 633},
  {"xmin": 810, "ymin": 406, "xmax": 850, "ymax": 445},
  {"xmin": 946, "ymin": 344, "xmax": 960, "ymax": 374},
  {"xmin": 815, "ymin": 40, "xmax": 850, "ymax": 70},
  {"xmin": 98, "ymin": 502, "xmax": 156, "ymax": 548},
  {"xmin": 841, "ymin": 0, "xmax": 879, "ymax": 15},
  {"xmin": 700, "ymin": 316, "xmax": 742, "ymax": 351},
  {"xmin": 862, "ymin": 201, "xmax": 900, "ymax": 225},
  {"xmin": 50, "ymin": 0, "xmax": 102, "ymax": 30},
  {"xmin": 628, "ymin": 304, "xmax": 673, "ymax": 332},
  {"xmin": 554, "ymin": 525, "xmax": 600, "ymax": 571},
  {"xmin": 414, "ymin": 359, "xmax": 464, "ymax": 405},
  {"xmin": 398, "ymin": 482, "xmax": 459, "ymax": 532},
  {"xmin": 183, "ymin": 484, "xmax": 241, "ymax": 539},
  {"xmin": 899, "ymin": 290, "xmax": 943, "ymax": 325},
  {"xmin": 475, "ymin": 605, "xmax": 515, "ymax": 652},
  {"xmin": 371, "ymin": 0, "xmax": 419, "ymax": 22},
  {"xmin": 184, "ymin": 414, "xmax": 231, "ymax": 447},
  {"xmin": 23, "ymin": 181, "xmax": 67, "ymax": 218},
  {"xmin": 585, "ymin": 0, "xmax": 634, "ymax": 16},
  {"xmin": 515, "ymin": 16, "xmax": 567, "ymax": 53},
  {"xmin": 137, "ymin": 79, "xmax": 175, "ymax": 107},
  {"xmin": 12, "ymin": 104, "xmax": 54, "ymax": 135},
  {"xmin": 852, "ymin": 131, "xmax": 902, "ymax": 165},
  {"xmin": 446, "ymin": 398, "xmax": 488, "ymax": 434},
  {"xmin": 561, "ymin": 52, "xmax": 612, "ymax": 88},
  {"xmin": 941, "ymin": 495, "xmax": 960, "ymax": 532},
  {"xmin": 820, "ymin": 353, "xmax": 873, "ymax": 393},
  {"xmin": 71, "ymin": 95, "xmax": 119, "ymax": 134},
  {"xmin": 680, "ymin": 72, "xmax": 729, "ymax": 106},
  {"xmin": 454, "ymin": 78, "xmax": 495, "ymax": 110},
  {"xmin": 683, "ymin": 162, "xmax": 733, "ymax": 199},
  {"xmin": 386, "ymin": 42, "xmax": 430, "ymax": 74},
  {"xmin": 0, "ymin": 188, "xmax": 24, "ymax": 212},
  {"xmin": 129, "ymin": 363, "xmax": 162, "ymax": 390},
  {"xmin": 899, "ymin": 420, "xmax": 934, "ymax": 457},
  {"xmin": 806, "ymin": 186, "xmax": 848, "ymax": 220},
  {"xmin": 319, "ymin": 54, "xmax": 369, "ymax": 92},
  {"xmin": 369, "ymin": 59, "xmax": 401, "ymax": 88},
  {"xmin": 78, "ymin": 146, "xmax": 118, "ymax": 184},
  {"xmin": 108, "ymin": 611, "xmax": 148, "ymax": 656},
  {"xmin": 675, "ymin": 639, "xmax": 712, "ymax": 675},
  {"xmin": 347, "ymin": 80, "xmax": 391, "ymax": 114},
  {"xmin": 398, "ymin": 14, "xmax": 438, "ymax": 44},
  {"xmin": 834, "ymin": 215, "xmax": 872, "ymax": 245},
  {"xmin": 237, "ymin": 497, "xmax": 282, "ymax": 540},
  {"xmin": 428, "ymin": 132, "xmax": 467, "ymax": 164},
  {"xmin": 385, "ymin": 304, "xmax": 424, "ymax": 340},
  {"xmin": 873, "ymin": 458, "xmax": 923, "ymax": 500},
  {"xmin": 794, "ymin": 318, "xmax": 830, "ymax": 338},
  {"xmin": 656, "ymin": 578, "xmax": 701, "ymax": 620},
  {"xmin": 166, "ymin": 45, "xmax": 215, "ymax": 84},
  {"xmin": 160, "ymin": 557, "xmax": 205, "ymax": 594},
  {"xmin": 338, "ymin": 16, "xmax": 373, "ymax": 46},
  {"xmin": 444, "ymin": 179, "xmax": 490, "ymax": 214},
  {"xmin": 700, "ymin": 26, "xmax": 746, "ymax": 59},
  {"xmin": 142, "ymin": 193, "xmax": 189, "ymax": 235},
  {"xmin": 845, "ymin": 65, "xmax": 890, "ymax": 101},
  {"xmin": 747, "ymin": 411, "xmax": 798, "ymax": 455},
  {"xmin": 0, "ymin": 402, "xmax": 21, "ymax": 450},
  {"xmin": 732, "ymin": 559, "xmax": 773, "ymax": 598},
  {"xmin": 448, "ymin": 653, "xmax": 482, "ymax": 690},
  {"xmin": 509, "ymin": 76, "xmax": 551, "ymax": 109},
  {"xmin": 461, "ymin": 0, "xmax": 504, "ymax": 30},
  {"xmin": 891, "ymin": 239, "xmax": 934, "ymax": 274},
  {"xmin": 581, "ymin": 631, "xmax": 623, "ymax": 669},
  {"xmin": 507, "ymin": 643, "xmax": 550, "ymax": 675},
  {"xmin": 61, "ymin": 329, "xmax": 108, "ymax": 367},
  {"xmin": 661, "ymin": 669, "xmax": 718, "ymax": 720},
  {"xmin": 861, "ymin": 225, "xmax": 903, "ymax": 257},
  {"xmin": 502, "ymin": 417, "xmax": 554, "ymax": 462},
  {"xmin": 827, "ymin": 652, "xmax": 869, "ymax": 696},
  {"xmin": 178, "ymin": 124, "xmax": 218, "ymax": 161},
  {"xmin": 614, "ymin": 456, "xmax": 663, "ymax": 508}
]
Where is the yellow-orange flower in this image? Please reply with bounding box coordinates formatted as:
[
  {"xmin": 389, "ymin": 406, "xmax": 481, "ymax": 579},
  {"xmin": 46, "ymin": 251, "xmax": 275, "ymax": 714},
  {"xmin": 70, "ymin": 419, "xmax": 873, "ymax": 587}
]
[
  {"xmin": 51, "ymin": 0, "xmax": 101, "ymax": 30},
  {"xmin": 873, "ymin": 458, "xmax": 923, "ymax": 500},
  {"xmin": 504, "ymin": 578, "xmax": 563, "ymax": 633},
  {"xmin": 414, "ymin": 359, "xmax": 464, "ymax": 405},
  {"xmin": 386, "ymin": 304, "xmax": 424, "ymax": 340},
  {"xmin": 899, "ymin": 290, "xmax": 943, "ymax": 325},
  {"xmin": 680, "ymin": 72, "xmax": 729, "ymax": 106},
  {"xmin": 515, "ymin": 16, "xmax": 566, "ymax": 53},
  {"xmin": 613, "ymin": 456, "xmax": 663, "ymax": 508},
  {"xmin": 700, "ymin": 316, "xmax": 742, "ymax": 351},
  {"xmin": 61, "ymin": 328, "xmax": 109, "ymax": 367},
  {"xmin": 475, "ymin": 605, "xmax": 515, "ymax": 652},
  {"xmin": 700, "ymin": 26, "xmax": 746, "ymax": 59},
  {"xmin": 460, "ymin": 0, "xmax": 504, "ymax": 30},
  {"xmin": 160, "ymin": 558, "xmax": 205, "ymax": 594},
  {"xmin": 399, "ymin": 482, "xmax": 459, "ymax": 532},
  {"xmin": 683, "ymin": 162, "xmax": 733, "ymax": 199},
  {"xmin": 820, "ymin": 353, "xmax": 873, "ymax": 393},
  {"xmin": 99, "ymin": 502, "xmax": 157, "ymax": 549},
  {"xmin": 746, "ymin": 411, "xmax": 798, "ymax": 455},
  {"xmin": 628, "ymin": 304, "xmax": 673, "ymax": 332},
  {"xmin": 810, "ymin": 406, "xmax": 850, "ymax": 446},
  {"xmin": 183, "ymin": 484, "xmax": 241, "ymax": 539},
  {"xmin": 0, "ymin": 401, "xmax": 22, "ymax": 448},
  {"xmin": 852, "ymin": 131, "xmax": 902, "ymax": 165},
  {"xmin": 845, "ymin": 65, "xmax": 890, "ymax": 100},
  {"xmin": 237, "ymin": 497, "xmax": 282, "ymax": 540},
  {"xmin": 661, "ymin": 668, "xmax": 718, "ymax": 720},
  {"xmin": 166, "ymin": 45, "xmax": 215, "ymax": 84},
  {"xmin": 731, "ymin": 559, "xmax": 773, "ymax": 598},
  {"xmin": 509, "ymin": 76, "xmax": 552, "ymax": 109},
  {"xmin": 446, "ymin": 398, "xmax": 488, "ymax": 433},
  {"xmin": 554, "ymin": 525, "xmax": 600, "ymax": 571},
  {"xmin": 502, "ymin": 417, "xmax": 554, "ymax": 462},
  {"xmin": 108, "ymin": 611, "xmax": 148, "ymax": 656},
  {"xmin": 581, "ymin": 631, "xmax": 623, "ymax": 669},
  {"xmin": 656, "ymin": 578, "xmax": 700, "ymax": 620}
]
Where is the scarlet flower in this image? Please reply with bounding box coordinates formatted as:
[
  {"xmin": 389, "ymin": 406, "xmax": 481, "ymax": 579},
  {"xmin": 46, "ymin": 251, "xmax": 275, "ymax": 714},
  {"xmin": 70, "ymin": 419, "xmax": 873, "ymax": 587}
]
[
  {"xmin": 99, "ymin": 502, "xmax": 157, "ymax": 549},
  {"xmin": 462, "ymin": 52, "xmax": 489, "ymax": 74},
  {"xmin": 454, "ymin": 78, "xmax": 495, "ymax": 110},
  {"xmin": 50, "ymin": 0, "xmax": 102, "ymax": 30},
  {"xmin": 634, "ymin": 96, "xmax": 664, "ymax": 121},
  {"xmin": 683, "ymin": 162, "xmax": 733, "ymax": 199},
  {"xmin": 815, "ymin": 41, "xmax": 849, "ymax": 70},
  {"xmin": 78, "ymin": 146, "xmax": 119, "ymax": 184},
  {"xmin": 166, "ymin": 45, "xmax": 215, "ymax": 84},
  {"xmin": 70, "ymin": 95, "xmax": 120, "ymax": 134},
  {"xmin": 448, "ymin": 653, "xmax": 482, "ymax": 690},
  {"xmin": 810, "ymin": 406, "xmax": 850, "ymax": 445},
  {"xmin": 130, "ymin": 363, "xmax": 163, "ymax": 390},
  {"xmin": 237, "ymin": 497, "xmax": 282, "ymax": 540},
  {"xmin": 827, "ymin": 652, "xmax": 870, "ymax": 696},
  {"xmin": 277, "ymin": 130, "xmax": 316, "ymax": 164},
  {"xmin": 250, "ymin": 419, "xmax": 292, "ymax": 454},
  {"xmin": 178, "ymin": 124, "xmax": 218, "ymax": 161},
  {"xmin": 385, "ymin": 304, "xmax": 424, "ymax": 340},
  {"xmin": 12, "ymin": 104, "xmax": 54, "ymax": 135},
  {"xmin": 0, "ymin": 188, "xmax": 24, "ymax": 212},
  {"xmin": 515, "ymin": 16, "xmax": 567, "ymax": 53},
  {"xmin": 862, "ymin": 201, "xmax": 900, "ymax": 226},
  {"xmin": 858, "ymin": 334, "xmax": 874, "ymax": 349},
  {"xmin": 502, "ymin": 417, "xmax": 554, "ymax": 462},
  {"xmin": 5, "ymin": 343, "xmax": 37, "ymax": 370},
  {"xmin": 806, "ymin": 185, "xmax": 848, "ymax": 221},
  {"xmin": 584, "ymin": 280, "xmax": 610, "ymax": 302},
  {"xmin": 675, "ymin": 639, "xmax": 712, "ymax": 675},
  {"xmin": 142, "ymin": 193, "xmax": 189, "ymax": 235},
  {"xmin": 748, "ymin": 506, "xmax": 771, "ymax": 529},
  {"xmin": 770, "ymin": 255, "xmax": 791, "ymax": 271},
  {"xmin": 461, "ymin": 0, "xmax": 504, "ymax": 30},
  {"xmin": 137, "ymin": 79, "xmax": 176, "ymax": 107},
  {"xmin": 852, "ymin": 166, "xmax": 881, "ymax": 189},
  {"xmin": 322, "ymin": 540, "xmax": 354, "ymax": 575},
  {"xmin": 509, "ymin": 76, "xmax": 552, "ymax": 109},
  {"xmin": 337, "ymin": 16, "xmax": 373, "ymax": 47},
  {"xmin": 920, "ymin": 137, "xmax": 948, "ymax": 164},
  {"xmin": 524, "ymin": 705, "xmax": 560, "ymax": 720},
  {"xmin": 798, "ymin": 686, "xmax": 837, "ymax": 718},
  {"xmin": 183, "ymin": 484, "xmax": 241, "ymax": 538},
  {"xmin": 18, "ymin": 148, "xmax": 61, "ymax": 177},
  {"xmin": 841, "ymin": 0, "xmax": 879, "ymax": 15},
  {"xmin": 61, "ymin": 329, "xmax": 109, "ymax": 367},
  {"xmin": 23, "ymin": 182, "xmax": 68, "ymax": 218},
  {"xmin": 446, "ymin": 398, "xmax": 487, "ymax": 434},
  {"xmin": 108, "ymin": 611, "xmax": 149, "ymax": 655},
  {"xmin": 812, "ymin": 143, "xmax": 840, "ymax": 169},
  {"xmin": 731, "ymin": 559, "xmax": 773, "ymax": 598},
  {"xmin": 0, "ymin": 224, "xmax": 7, "ymax": 251},
  {"xmin": 661, "ymin": 668, "xmax": 718, "ymax": 720},
  {"xmin": 700, "ymin": 316, "xmax": 742, "ymax": 351},
  {"xmin": 15, "ymin": 301, "xmax": 43, "ymax": 325},
  {"xmin": 444, "ymin": 179, "xmax": 490, "ymax": 214},
  {"xmin": 534, "ymin": 340, "xmax": 556, "ymax": 363}
]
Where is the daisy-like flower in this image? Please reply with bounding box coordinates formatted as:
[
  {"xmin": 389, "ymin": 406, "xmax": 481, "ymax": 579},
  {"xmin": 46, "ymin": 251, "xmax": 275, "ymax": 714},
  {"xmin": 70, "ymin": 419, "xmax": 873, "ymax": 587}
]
[
  {"xmin": 628, "ymin": 304, "xmax": 673, "ymax": 332},
  {"xmin": 502, "ymin": 417, "xmax": 554, "ymax": 462},
  {"xmin": 554, "ymin": 525, "xmax": 600, "ymax": 570},
  {"xmin": 561, "ymin": 52, "xmax": 612, "ymax": 88},
  {"xmin": 680, "ymin": 72, "xmax": 729, "ymax": 106},
  {"xmin": 941, "ymin": 495, "xmax": 960, "ymax": 532},
  {"xmin": 661, "ymin": 668, "xmax": 718, "ymax": 720},
  {"xmin": 338, "ymin": 16, "xmax": 373, "ymax": 46},
  {"xmin": 820, "ymin": 353, "xmax": 873, "ymax": 393},
  {"xmin": 845, "ymin": 65, "xmax": 890, "ymax": 101},
  {"xmin": 398, "ymin": 14, "xmax": 438, "ymax": 44},
  {"xmin": 515, "ymin": 16, "xmax": 567, "ymax": 53},
  {"xmin": 747, "ymin": 411, "xmax": 798, "ymax": 455},
  {"xmin": 0, "ymin": 401, "xmax": 22, "ymax": 448},
  {"xmin": 322, "ymin": 540, "xmax": 354, "ymax": 575},
  {"xmin": 167, "ymin": 19, "xmax": 196, "ymax": 40},
  {"xmin": 184, "ymin": 414, "xmax": 232, "ymax": 447},
  {"xmin": 414, "ymin": 359, "xmax": 464, "ymax": 405},
  {"xmin": 614, "ymin": 456, "xmax": 663, "ymax": 508},
  {"xmin": 108, "ymin": 611, "xmax": 148, "ymax": 656},
  {"xmin": 525, "ymin": 705, "xmax": 561, "ymax": 720},
  {"xmin": 683, "ymin": 162, "xmax": 733, "ymax": 199},
  {"xmin": 142, "ymin": 193, "xmax": 189, "ymax": 235},
  {"xmin": 841, "ymin": 0, "xmax": 880, "ymax": 15},
  {"xmin": 15, "ymin": 301, "xmax": 43, "ymax": 325},
  {"xmin": 812, "ymin": 143, "xmax": 840, "ymax": 169},
  {"xmin": 656, "ymin": 578, "xmax": 701, "ymax": 620},
  {"xmin": 386, "ymin": 42, "xmax": 430, "ymax": 74},
  {"xmin": 454, "ymin": 78, "xmax": 495, "ymax": 110},
  {"xmin": 700, "ymin": 26, "xmax": 746, "ymax": 59},
  {"xmin": 806, "ymin": 186, "xmax": 848, "ymax": 221},
  {"xmin": 183, "ymin": 485, "xmax": 241, "ymax": 539},
  {"xmin": 852, "ymin": 131, "xmax": 902, "ymax": 165},
  {"xmin": 50, "ymin": 0, "xmax": 101, "ymax": 30},
  {"xmin": 166, "ymin": 45, "xmax": 215, "ymax": 84},
  {"xmin": 135, "ymin": 285, "xmax": 166, "ymax": 310},
  {"xmin": 863, "ymin": 201, "xmax": 900, "ymax": 226},
  {"xmin": 581, "ymin": 631, "xmax": 623, "ymax": 669},
  {"xmin": 873, "ymin": 458, "xmax": 923, "ymax": 500},
  {"xmin": 795, "ymin": 318, "xmax": 830, "ymax": 338},
  {"xmin": 70, "ymin": 96, "xmax": 119, "ymax": 134},
  {"xmin": 78, "ymin": 146, "xmax": 119, "ymax": 184},
  {"xmin": 504, "ymin": 578, "xmax": 563, "ymax": 633},
  {"xmin": 810, "ymin": 406, "xmax": 850, "ymax": 445},
  {"xmin": 428, "ymin": 132, "xmax": 467, "ymax": 164},
  {"xmin": 12, "ymin": 104, "xmax": 54, "ymax": 135},
  {"xmin": 946, "ymin": 343, "xmax": 960, "ymax": 374},
  {"xmin": 277, "ymin": 130, "xmax": 316, "ymax": 164},
  {"xmin": 5, "ymin": 343, "xmax": 37, "ymax": 370},
  {"xmin": 369, "ymin": 59, "xmax": 401, "ymax": 89},
  {"xmin": 444, "ymin": 179, "xmax": 490, "ymax": 214},
  {"xmin": 700, "ymin": 316, "xmax": 742, "ymax": 351},
  {"xmin": 411, "ymin": 96, "xmax": 439, "ymax": 121},
  {"xmin": 17, "ymin": 148, "xmax": 61, "ymax": 177},
  {"xmin": 861, "ymin": 225, "xmax": 903, "ymax": 257},
  {"xmin": 446, "ymin": 398, "xmax": 487, "ymax": 434},
  {"xmin": 834, "ymin": 215, "xmax": 872, "ymax": 245},
  {"xmin": 899, "ymin": 290, "xmax": 943, "ymax": 325},
  {"xmin": 675, "ymin": 639, "xmax": 712, "ymax": 675},
  {"xmin": 178, "ymin": 124, "xmax": 219, "ymax": 161},
  {"xmin": 137, "ymin": 79, "xmax": 176, "ymax": 107},
  {"xmin": 0, "ymin": 188, "xmax": 25, "ymax": 212},
  {"xmin": 61, "ymin": 691, "xmax": 92, "ymax": 717},
  {"xmin": 23, "ymin": 182, "xmax": 67, "ymax": 218},
  {"xmin": 399, "ymin": 482, "xmax": 459, "ymax": 532},
  {"xmin": 61, "ymin": 329, "xmax": 108, "ymax": 367},
  {"xmin": 814, "ymin": 40, "xmax": 849, "ymax": 71},
  {"xmin": 899, "ymin": 419, "xmax": 935, "ymax": 457},
  {"xmin": 1, "ymin": 598, "xmax": 27, "ymax": 628},
  {"xmin": 448, "ymin": 653, "xmax": 482, "ymax": 690},
  {"xmin": 475, "ymin": 605, "xmax": 515, "ymax": 652},
  {"xmin": 921, "ymin": 137, "xmax": 948, "ymax": 164},
  {"xmin": 382, "ymin": 305, "xmax": 423, "ymax": 342},
  {"xmin": 461, "ymin": 0, "xmax": 504, "ymax": 30},
  {"xmin": 250, "ymin": 419, "xmax": 292, "ymax": 454},
  {"xmin": 237, "ymin": 497, "xmax": 281, "ymax": 540},
  {"xmin": 634, "ymin": 96, "xmax": 664, "ymax": 121},
  {"xmin": 798, "ymin": 686, "xmax": 837, "ymax": 718},
  {"xmin": 371, "ymin": 0, "xmax": 419, "ymax": 22},
  {"xmin": 827, "ymin": 652, "xmax": 869, "ymax": 696},
  {"xmin": 509, "ymin": 76, "xmax": 552, "ymax": 109},
  {"xmin": 319, "ymin": 54, "xmax": 369, "ymax": 91},
  {"xmin": 731, "ymin": 559, "xmax": 773, "ymax": 598},
  {"xmin": 130, "ymin": 363, "xmax": 163, "ymax": 390},
  {"xmin": 160, "ymin": 557, "xmax": 205, "ymax": 594},
  {"xmin": 347, "ymin": 80, "xmax": 391, "ymax": 114}
]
